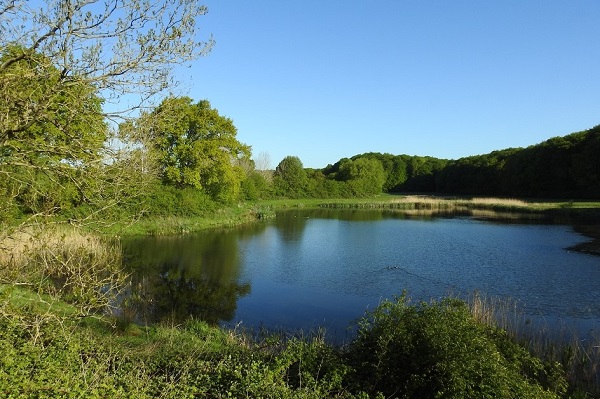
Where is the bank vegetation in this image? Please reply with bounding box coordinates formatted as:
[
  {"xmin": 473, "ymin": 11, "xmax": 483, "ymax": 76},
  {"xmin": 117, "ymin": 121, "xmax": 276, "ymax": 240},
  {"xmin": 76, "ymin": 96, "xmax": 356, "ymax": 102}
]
[{"xmin": 2, "ymin": 0, "xmax": 600, "ymax": 396}]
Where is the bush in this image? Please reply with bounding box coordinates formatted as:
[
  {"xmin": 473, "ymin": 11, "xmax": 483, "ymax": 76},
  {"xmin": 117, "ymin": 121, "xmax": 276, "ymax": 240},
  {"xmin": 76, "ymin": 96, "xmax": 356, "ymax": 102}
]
[
  {"xmin": 127, "ymin": 183, "xmax": 216, "ymax": 217},
  {"xmin": 344, "ymin": 294, "xmax": 567, "ymax": 398}
]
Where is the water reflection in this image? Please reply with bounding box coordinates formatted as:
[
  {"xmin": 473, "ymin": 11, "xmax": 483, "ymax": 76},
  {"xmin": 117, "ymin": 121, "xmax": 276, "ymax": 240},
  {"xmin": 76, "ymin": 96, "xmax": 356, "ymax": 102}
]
[
  {"xmin": 276, "ymin": 207, "xmax": 550, "ymax": 224},
  {"xmin": 120, "ymin": 209, "xmax": 600, "ymax": 342},
  {"xmin": 122, "ymin": 229, "xmax": 253, "ymax": 324}
]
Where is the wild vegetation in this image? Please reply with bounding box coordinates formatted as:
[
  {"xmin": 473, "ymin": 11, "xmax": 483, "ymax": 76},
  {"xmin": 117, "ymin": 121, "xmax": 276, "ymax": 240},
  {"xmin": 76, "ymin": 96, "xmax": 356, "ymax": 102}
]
[
  {"xmin": 0, "ymin": 278, "xmax": 575, "ymax": 398},
  {"xmin": 2, "ymin": 0, "xmax": 600, "ymax": 396}
]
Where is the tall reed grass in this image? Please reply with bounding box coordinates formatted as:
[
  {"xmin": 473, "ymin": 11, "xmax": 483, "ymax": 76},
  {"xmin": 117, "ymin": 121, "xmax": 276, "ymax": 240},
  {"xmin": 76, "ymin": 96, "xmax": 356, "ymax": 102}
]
[
  {"xmin": 0, "ymin": 226, "xmax": 127, "ymax": 316},
  {"xmin": 466, "ymin": 291, "xmax": 600, "ymax": 396}
]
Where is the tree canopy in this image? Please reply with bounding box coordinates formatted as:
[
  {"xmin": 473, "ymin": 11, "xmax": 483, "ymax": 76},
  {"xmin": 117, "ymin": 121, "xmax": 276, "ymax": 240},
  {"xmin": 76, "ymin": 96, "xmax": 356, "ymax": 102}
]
[
  {"xmin": 337, "ymin": 157, "xmax": 386, "ymax": 196},
  {"xmin": 0, "ymin": 46, "xmax": 109, "ymax": 217},
  {"xmin": 0, "ymin": 0, "xmax": 213, "ymax": 119},
  {"xmin": 125, "ymin": 97, "xmax": 251, "ymax": 203},
  {"xmin": 273, "ymin": 156, "xmax": 308, "ymax": 198}
]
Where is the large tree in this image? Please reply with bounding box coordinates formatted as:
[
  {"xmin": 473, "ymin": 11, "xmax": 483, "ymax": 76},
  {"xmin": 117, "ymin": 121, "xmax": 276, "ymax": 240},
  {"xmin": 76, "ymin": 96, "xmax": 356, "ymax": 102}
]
[
  {"xmin": 0, "ymin": 0, "xmax": 213, "ymax": 223},
  {"xmin": 0, "ymin": 46, "xmax": 109, "ymax": 217},
  {"xmin": 125, "ymin": 97, "xmax": 251, "ymax": 203}
]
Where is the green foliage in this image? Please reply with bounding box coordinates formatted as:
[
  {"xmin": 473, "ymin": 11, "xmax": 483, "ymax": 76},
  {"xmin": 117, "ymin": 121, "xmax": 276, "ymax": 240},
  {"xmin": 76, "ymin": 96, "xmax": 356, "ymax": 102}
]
[
  {"xmin": 323, "ymin": 153, "xmax": 449, "ymax": 195},
  {"xmin": 314, "ymin": 125, "xmax": 600, "ymax": 199},
  {"xmin": 274, "ymin": 156, "xmax": 309, "ymax": 198},
  {"xmin": 345, "ymin": 295, "xmax": 566, "ymax": 398},
  {"xmin": 242, "ymin": 170, "xmax": 273, "ymax": 200},
  {"xmin": 435, "ymin": 149, "xmax": 518, "ymax": 195},
  {"xmin": 1, "ymin": 281, "xmax": 591, "ymax": 398},
  {"xmin": 337, "ymin": 157, "xmax": 386, "ymax": 196},
  {"xmin": 434, "ymin": 125, "xmax": 600, "ymax": 198},
  {"xmin": 128, "ymin": 97, "xmax": 251, "ymax": 203},
  {"xmin": 0, "ymin": 46, "xmax": 109, "ymax": 217},
  {"xmin": 0, "ymin": 46, "xmax": 107, "ymax": 151},
  {"xmin": 0, "ymin": 297, "xmax": 351, "ymax": 398},
  {"xmin": 273, "ymin": 336, "xmax": 349, "ymax": 395}
]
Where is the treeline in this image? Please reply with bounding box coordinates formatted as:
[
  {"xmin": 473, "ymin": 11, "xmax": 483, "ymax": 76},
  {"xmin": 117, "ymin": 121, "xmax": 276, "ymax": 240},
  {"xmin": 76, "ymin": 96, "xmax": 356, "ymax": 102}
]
[
  {"xmin": 270, "ymin": 124, "xmax": 600, "ymax": 200},
  {"xmin": 436, "ymin": 126, "xmax": 600, "ymax": 198},
  {"xmin": 3, "ymin": 73, "xmax": 599, "ymax": 226}
]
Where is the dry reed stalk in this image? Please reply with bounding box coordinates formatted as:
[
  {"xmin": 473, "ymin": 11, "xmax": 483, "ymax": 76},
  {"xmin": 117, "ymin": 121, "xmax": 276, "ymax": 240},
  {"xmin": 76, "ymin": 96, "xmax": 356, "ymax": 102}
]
[
  {"xmin": 0, "ymin": 225, "xmax": 127, "ymax": 315},
  {"xmin": 469, "ymin": 197, "xmax": 529, "ymax": 207},
  {"xmin": 392, "ymin": 195, "xmax": 448, "ymax": 204}
]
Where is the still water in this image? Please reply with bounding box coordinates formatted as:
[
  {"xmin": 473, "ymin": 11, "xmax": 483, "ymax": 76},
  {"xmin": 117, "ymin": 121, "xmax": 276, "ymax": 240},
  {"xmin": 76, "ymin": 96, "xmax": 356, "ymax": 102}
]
[{"xmin": 122, "ymin": 209, "xmax": 600, "ymax": 342}]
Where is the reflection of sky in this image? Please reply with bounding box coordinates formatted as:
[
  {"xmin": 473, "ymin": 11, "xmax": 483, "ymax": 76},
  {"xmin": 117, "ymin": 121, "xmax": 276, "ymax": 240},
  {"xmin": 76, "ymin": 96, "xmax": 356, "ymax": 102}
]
[
  {"xmin": 234, "ymin": 213, "xmax": 600, "ymax": 342},
  {"xmin": 127, "ymin": 211, "xmax": 600, "ymax": 343}
]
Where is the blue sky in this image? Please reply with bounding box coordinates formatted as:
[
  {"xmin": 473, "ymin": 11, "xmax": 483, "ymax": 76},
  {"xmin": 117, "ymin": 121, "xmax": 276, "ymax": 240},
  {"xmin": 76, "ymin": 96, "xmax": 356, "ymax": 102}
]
[{"xmin": 172, "ymin": 1, "xmax": 600, "ymax": 169}]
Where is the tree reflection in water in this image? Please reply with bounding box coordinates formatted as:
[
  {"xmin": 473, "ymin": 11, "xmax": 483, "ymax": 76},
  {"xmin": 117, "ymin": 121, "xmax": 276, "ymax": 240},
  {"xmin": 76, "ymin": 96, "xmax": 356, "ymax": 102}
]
[{"xmin": 121, "ymin": 229, "xmax": 252, "ymax": 325}]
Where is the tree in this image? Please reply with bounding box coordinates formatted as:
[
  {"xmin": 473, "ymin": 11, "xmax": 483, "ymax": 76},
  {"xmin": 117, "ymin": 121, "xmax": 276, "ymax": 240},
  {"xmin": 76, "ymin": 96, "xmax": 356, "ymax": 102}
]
[
  {"xmin": 273, "ymin": 156, "xmax": 308, "ymax": 198},
  {"xmin": 1, "ymin": 0, "xmax": 213, "ymax": 126},
  {"xmin": 126, "ymin": 97, "xmax": 251, "ymax": 203},
  {"xmin": 0, "ymin": 46, "xmax": 109, "ymax": 217},
  {"xmin": 337, "ymin": 157, "xmax": 385, "ymax": 196}
]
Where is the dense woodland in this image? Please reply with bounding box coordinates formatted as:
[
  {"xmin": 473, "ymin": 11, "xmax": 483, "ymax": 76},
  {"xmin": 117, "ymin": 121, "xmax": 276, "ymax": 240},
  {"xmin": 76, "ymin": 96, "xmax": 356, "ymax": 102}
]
[
  {"xmin": 303, "ymin": 125, "xmax": 600, "ymax": 200},
  {"xmin": 230, "ymin": 123, "xmax": 600, "ymax": 201}
]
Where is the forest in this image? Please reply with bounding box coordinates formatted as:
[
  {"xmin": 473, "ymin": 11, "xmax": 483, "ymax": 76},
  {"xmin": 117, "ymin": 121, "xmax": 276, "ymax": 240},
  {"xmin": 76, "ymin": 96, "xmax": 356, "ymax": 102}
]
[{"xmin": 288, "ymin": 125, "xmax": 600, "ymax": 200}]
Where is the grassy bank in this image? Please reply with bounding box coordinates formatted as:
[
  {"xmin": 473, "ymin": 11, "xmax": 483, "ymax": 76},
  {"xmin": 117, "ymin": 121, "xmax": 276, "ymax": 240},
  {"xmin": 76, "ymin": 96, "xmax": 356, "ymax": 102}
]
[
  {"xmin": 107, "ymin": 195, "xmax": 600, "ymax": 237},
  {"xmin": 0, "ymin": 286, "xmax": 576, "ymax": 398}
]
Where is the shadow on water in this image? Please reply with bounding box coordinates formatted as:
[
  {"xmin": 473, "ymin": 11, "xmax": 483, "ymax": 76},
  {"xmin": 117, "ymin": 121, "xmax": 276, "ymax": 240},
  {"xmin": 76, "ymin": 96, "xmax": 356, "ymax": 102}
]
[{"xmin": 121, "ymin": 227, "xmax": 263, "ymax": 325}]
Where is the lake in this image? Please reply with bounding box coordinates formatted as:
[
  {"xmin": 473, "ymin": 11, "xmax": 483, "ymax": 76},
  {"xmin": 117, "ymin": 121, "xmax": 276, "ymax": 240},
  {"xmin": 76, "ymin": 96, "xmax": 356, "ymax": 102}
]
[{"xmin": 122, "ymin": 209, "xmax": 600, "ymax": 343}]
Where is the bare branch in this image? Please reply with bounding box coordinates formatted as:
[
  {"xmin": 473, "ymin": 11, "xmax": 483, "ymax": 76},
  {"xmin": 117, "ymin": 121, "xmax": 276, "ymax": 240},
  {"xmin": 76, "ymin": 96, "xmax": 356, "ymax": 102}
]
[{"xmin": 1, "ymin": 0, "xmax": 213, "ymax": 117}]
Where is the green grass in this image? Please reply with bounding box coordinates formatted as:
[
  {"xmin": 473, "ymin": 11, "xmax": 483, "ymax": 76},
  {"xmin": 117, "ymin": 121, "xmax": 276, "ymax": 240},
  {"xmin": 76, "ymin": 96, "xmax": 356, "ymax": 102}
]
[
  {"xmin": 102, "ymin": 203, "xmax": 271, "ymax": 236},
  {"xmin": 0, "ymin": 288, "xmax": 580, "ymax": 398},
  {"xmin": 98, "ymin": 195, "xmax": 600, "ymax": 237}
]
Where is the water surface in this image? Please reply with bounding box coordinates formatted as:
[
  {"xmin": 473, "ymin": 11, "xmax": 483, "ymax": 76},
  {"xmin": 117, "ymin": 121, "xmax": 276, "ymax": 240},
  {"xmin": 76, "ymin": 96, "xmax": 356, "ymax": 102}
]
[{"xmin": 122, "ymin": 209, "xmax": 600, "ymax": 341}]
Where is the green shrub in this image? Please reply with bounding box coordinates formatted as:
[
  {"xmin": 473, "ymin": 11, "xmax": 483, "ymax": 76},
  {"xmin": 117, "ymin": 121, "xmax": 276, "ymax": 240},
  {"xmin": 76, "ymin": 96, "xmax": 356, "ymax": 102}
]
[
  {"xmin": 345, "ymin": 295, "xmax": 567, "ymax": 398},
  {"xmin": 274, "ymin": 336, "xmax": 349, "ymax": 395}
]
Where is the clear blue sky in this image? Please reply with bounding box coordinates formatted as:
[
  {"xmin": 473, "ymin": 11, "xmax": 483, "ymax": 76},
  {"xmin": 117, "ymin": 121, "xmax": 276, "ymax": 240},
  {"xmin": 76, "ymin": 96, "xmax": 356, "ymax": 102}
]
[{"xmin": 172, "ymin": 1, "xmax": 600, "ymax": 169}]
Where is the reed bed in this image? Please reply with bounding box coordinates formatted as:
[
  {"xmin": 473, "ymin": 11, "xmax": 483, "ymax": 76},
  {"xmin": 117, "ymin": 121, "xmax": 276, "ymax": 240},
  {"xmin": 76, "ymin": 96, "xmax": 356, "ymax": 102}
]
[
  {"xmin": 465, "ymin": 291, "xmax": 600, "ymax": 395},
  {"xmin": 468, "ymin": 197, "xmax": 530, "ymax": 207},
  {"xmin": 318, "ymin": 196, "xmax": 540, "ymax": 218},
  {"xmin": 0, "ymin": 226, "xmax": 127, "ymax": 315}
]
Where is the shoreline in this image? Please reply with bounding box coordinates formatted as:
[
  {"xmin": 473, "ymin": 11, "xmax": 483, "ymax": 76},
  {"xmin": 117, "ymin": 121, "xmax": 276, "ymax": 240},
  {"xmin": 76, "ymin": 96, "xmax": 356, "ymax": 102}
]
[
  {"xmin": 102, "ymin": 198, "xmax": 600, "ymax": 259},
  {"xmin": 569, "ymin": 225, "xmax": 600, "ymax": 255}
]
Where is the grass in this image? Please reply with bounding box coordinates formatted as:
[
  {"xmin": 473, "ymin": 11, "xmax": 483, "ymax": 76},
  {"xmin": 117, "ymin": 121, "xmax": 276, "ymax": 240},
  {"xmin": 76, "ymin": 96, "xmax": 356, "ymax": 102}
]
[{"xmin": 102, "ymin": 202, "xmax": 275, "ymax": 236}]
